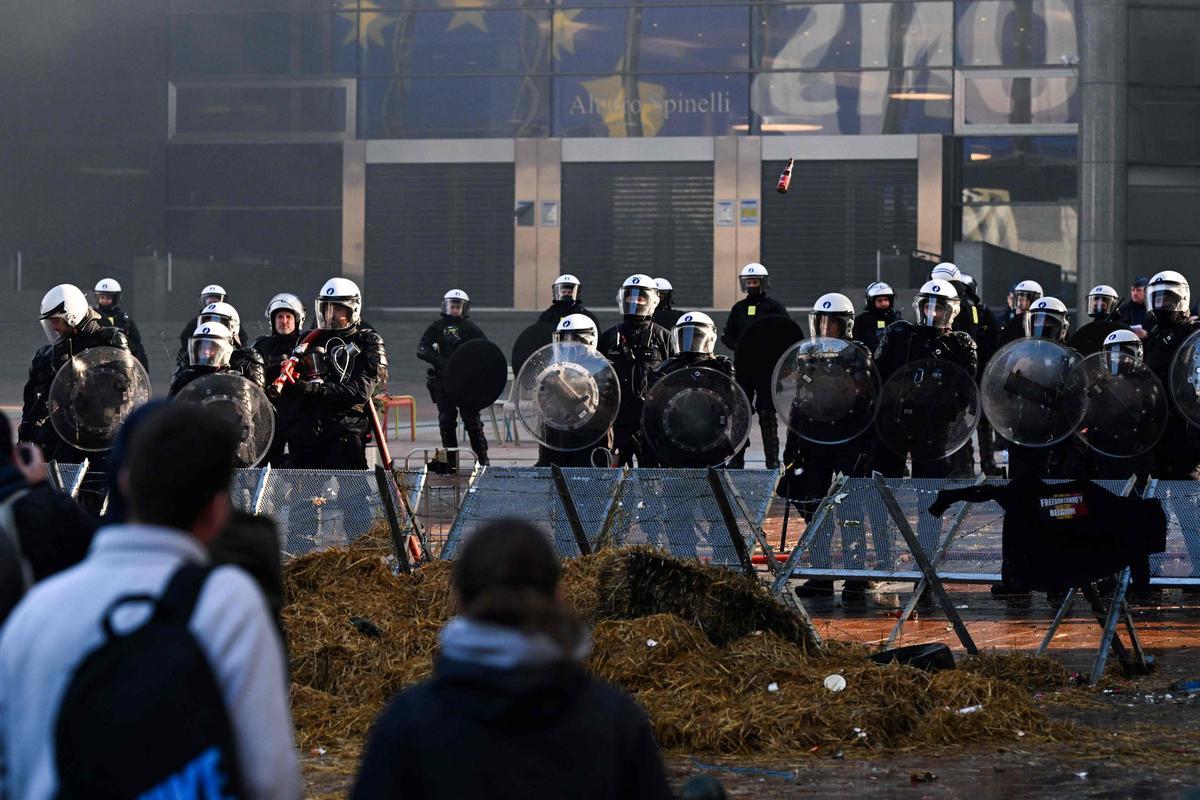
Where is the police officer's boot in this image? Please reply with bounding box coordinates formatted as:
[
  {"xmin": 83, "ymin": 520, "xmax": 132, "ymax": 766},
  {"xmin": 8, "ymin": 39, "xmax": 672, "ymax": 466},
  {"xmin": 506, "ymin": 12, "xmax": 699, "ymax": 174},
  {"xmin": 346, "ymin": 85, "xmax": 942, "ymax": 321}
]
[
  {"xmin": 466, "ymin": 425, "xmax": 490, "ymax": 467},
  {"xmin": 760, "ymin": 413, "xmax": 781, "ymax": 470}
]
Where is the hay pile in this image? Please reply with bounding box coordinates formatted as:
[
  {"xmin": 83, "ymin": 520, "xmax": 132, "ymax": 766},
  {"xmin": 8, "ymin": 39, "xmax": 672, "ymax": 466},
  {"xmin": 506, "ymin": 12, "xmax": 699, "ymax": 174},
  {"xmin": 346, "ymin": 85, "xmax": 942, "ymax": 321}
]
[{"xmin": 283, "ymin": 534, "xmax": 1073, "ymax": 755}]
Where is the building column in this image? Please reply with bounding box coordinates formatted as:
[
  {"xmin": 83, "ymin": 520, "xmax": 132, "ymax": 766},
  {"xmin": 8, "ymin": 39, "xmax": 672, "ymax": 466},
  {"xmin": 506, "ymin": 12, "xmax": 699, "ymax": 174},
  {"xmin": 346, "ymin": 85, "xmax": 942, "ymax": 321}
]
[
  {"xmin": 916, "ymin": 135, "xmax": 953, "ymax": 262},
  {"xmin": 1077, "ymin": 0, "xmax": 1127, "ymax": 310},
  {"xmin": 342, "ymin": 140, "xmax": 367, "ymax": 288},
  {"xmin": 514, "ymin": 138, "xmax": 561, "ymax": 310}
]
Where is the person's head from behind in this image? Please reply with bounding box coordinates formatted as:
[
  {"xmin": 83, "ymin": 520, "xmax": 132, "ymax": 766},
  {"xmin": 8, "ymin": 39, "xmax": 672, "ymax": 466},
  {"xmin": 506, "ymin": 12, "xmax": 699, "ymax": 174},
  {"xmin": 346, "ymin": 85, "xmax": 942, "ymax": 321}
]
[
  {"xmin": 120, "ymin": 404, "xmax": 239, "ymax": 543},
  {"xmin": 453, "ymin": 519, "xmax": 578, "ymax": 648}
]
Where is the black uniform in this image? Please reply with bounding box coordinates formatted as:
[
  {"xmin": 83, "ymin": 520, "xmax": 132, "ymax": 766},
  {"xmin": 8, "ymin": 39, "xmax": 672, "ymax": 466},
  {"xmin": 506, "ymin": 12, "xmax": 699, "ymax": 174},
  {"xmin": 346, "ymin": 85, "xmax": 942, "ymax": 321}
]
[
  {"xmin": 19, "ymin": 313, "xmax": 129, "ymax": 513},
  {"xmin": 1144, "ymin": 317, "xmax": 1200, "ymax": 480},
  {"xmin": 1068, "ymin": 319, "xmax": 1129, "ymax": 358},
  {"xmin": 417, "ymin": 314, "xmax": 489, "ymax": 466},
  {"xmin": 997, "ymin": 313, "xmax": 1028, "ymax": 348},
  {"xmin": 168, "ymin": 346, "xmax": 265, "ymax": 396},
  {"xmin": 286, "ymin": 325, "xmax": 387, "ymax": 470},
  {"xmin": 652, "ymin": 302, "xmax": 684, "ymax": 331},
  {"xmin": 947, "ymin": 280, "xmax": 980, "ymax": 344},
  {"xmin": 871, "ymin": 321, "xmax": 978, "ymax": 479},
  {"xmin": 721, "ymin": 294, "xmax": 789, "ymax": 469},
  {"xmin": 1116, "ymin": 300, "xmax": 1152, "ymax": 332},
  {"xmin": 95, "ymin": 305, "xmax": 148, "ymax": 370},
  {"xmin": 600, "ymin": 318, "xmax": 675, "ymax": 466},
  {"xmin": 536, "ymin": 300, "xmax": 598, "ymax": 328},
  {"xmin": 253, "ymin": 331, "xmax": 303, "ymax": 466},
  {"xmin": 853, "ymin": 306, "xmax": 899, "ymax": 357}
]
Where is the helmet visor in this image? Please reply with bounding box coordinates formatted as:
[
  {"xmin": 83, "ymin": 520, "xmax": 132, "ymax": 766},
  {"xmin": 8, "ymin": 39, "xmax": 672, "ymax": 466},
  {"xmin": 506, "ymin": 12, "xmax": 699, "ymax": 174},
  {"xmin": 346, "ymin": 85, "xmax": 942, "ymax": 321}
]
[
  {"xmin": 40, "ymin": 318, "xmax": 69, "ymax": 344},
  {"xmin": 1025, "ymin": 311, "xmax": 1066, "ymax": 340},
  {"xmin": 553, "ymin": 283, "xmax": 577, "ymax": 302},
  {"xmin": 317, "ymin": 300, "xmax": 355, "ymax": 329},
  {"xmin": 1149, "ymin": 285, "xmax": 1186, "ymax": 314},
  {"xmin": 620, "ymin": 288, "xmax": 655, "ymax": 317},
  {"xmin": 913, "ymin": 295, "xmax": 958, "ymax": 327},
  {"xmin": 1089, "ymin": 296, "xmax": 1116, "ymax": 317},
  {"xmin": 739, "ymin": 276, "xmax": 765, "ymax": 295},
  {"xmin": 673, "ymin": 325, "xmax": 716, "ymax": 354},
  {"xmin": 189, "ymin": 338, "xmax": 232, "ymax": 368},
  {"xmin": 1103, "ymin": 343, "xmax": 1142, "ymax": 375},
  {"xmin": 553, "ymin": 329, "xmax": 597, "ymax": 348},
  {"xmin": 440, "ymin": 298, "xmax": 465, "ymax": 317},
  {"xmin": 1013, "ymin": 290, "xmax": 1040, "ymax": 312},
  {"xmin": 95, "ymin": 292, "xmax": 118, "ymax": 307},
  {"xmin": 809, "ymin": 314, "xmax": 852, "ymax": 340},
  {"xmin": 201, "ymin": 293, "xmax": 224, "ymax": 306}
]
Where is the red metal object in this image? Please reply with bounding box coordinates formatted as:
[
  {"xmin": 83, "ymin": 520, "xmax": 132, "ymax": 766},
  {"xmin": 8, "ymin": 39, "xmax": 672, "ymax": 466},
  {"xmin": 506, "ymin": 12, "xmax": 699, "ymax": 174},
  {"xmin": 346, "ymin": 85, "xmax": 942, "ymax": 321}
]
[
  {"xmin": 776, "ymin": 157, "xmax": 794, "ymax": 194},
  {"xmin": 267, "ymin": 328, "xmax": 326, "ymax": 398}
]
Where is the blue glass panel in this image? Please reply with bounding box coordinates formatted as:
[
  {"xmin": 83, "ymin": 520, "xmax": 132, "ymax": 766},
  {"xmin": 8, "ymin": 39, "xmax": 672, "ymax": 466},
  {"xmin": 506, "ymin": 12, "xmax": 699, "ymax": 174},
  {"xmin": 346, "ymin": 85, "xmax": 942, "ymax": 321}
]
[
  {"xmin": 959, "ymin": 136, "xmax": 1077, "ymax": 203},
  {"xmin": 554, "ymin": 73, "xmax": 748, "ymax": 137},
  {"xmin": 360, "ymin": 9, "xmax": 550, "ymax": 75},
  {"xmin": 955, "ymin": 0, "xmax": 1079, "ymax": 66},
  {"xmin": 754, "ymin": 3, "xmax": 952, "ymax": 70},
  {"xmin": 751, "ymin": 69, "xmax": 952, "ymax": 135},
  {"xmin": 170, "ymin": 13, "xmax": 357, "ymax": 76},
  {"xmin": 360, "ymin": 75, "xmax": 549, "ymax": 138},
  {"xmin": 962, "ymin": 75, "xmax": 1079, "ymax": 126}
]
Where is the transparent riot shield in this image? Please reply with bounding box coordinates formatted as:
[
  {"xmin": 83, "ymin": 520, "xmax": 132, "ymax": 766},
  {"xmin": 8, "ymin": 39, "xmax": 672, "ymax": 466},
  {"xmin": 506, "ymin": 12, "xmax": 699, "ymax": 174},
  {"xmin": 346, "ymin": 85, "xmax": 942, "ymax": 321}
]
[
  {"xmin": 981, "ymin": 338, "xmax": 1085, "ymax": 447},
  {"xmin": 48, "ymin": 346, "xmax": 151, "ymax": 452},
  {"xmin": 875, "ymin": 358, "xmax": 980, "ymax": 460},
  {"xmin": 1068, "ymin": 351, "xmax": 1166, "ymax": 458},
  {"xmin": 641, "ymin": 367, "xmax": 752, "ymax": 467},
  {"xmin": 514, "ymin": 342, "xmax": 620, "ymax": 452},
  {"xmin": 173, "ymin": 372, "xmax": 275, "ymax": 467},
  {"xmin": 772, "ymin": 336, "xmax": 880, "ymax": 445},
  {"xmin": 1168, "ymin": 329, "xmax": 1200, "ymax": 428}
]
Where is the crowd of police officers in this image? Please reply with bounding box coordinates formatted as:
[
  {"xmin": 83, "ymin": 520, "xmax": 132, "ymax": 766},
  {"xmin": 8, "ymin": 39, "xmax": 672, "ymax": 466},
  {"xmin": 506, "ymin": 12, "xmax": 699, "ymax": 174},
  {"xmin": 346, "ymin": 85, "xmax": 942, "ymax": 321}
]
[{"xmin": 17, "ymin": 264, "xmax": 1200, "ymax": 496}]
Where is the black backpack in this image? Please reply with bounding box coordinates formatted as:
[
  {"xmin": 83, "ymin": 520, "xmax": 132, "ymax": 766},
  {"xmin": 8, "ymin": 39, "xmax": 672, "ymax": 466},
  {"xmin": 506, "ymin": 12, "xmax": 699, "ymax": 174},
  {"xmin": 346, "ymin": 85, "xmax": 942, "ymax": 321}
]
[{"xmin": 54, "ymin": 564, "xmax": 246, "ymax": 799}]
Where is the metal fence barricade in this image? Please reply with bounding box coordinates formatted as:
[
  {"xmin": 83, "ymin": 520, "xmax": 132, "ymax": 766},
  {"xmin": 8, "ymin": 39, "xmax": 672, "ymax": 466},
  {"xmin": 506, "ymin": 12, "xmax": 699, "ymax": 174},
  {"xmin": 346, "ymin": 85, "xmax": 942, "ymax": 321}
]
[{"xmin": 1144, "ymin": 480, "xmax": 1200, "ymax": 585}]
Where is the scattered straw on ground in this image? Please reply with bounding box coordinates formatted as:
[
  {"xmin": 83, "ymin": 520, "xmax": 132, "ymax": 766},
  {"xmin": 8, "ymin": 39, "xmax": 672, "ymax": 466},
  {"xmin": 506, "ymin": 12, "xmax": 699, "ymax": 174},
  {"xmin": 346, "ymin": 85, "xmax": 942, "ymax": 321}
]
[{"xmin": 283, "ymin": 530, "xmax": 1120, "ymax": 759}]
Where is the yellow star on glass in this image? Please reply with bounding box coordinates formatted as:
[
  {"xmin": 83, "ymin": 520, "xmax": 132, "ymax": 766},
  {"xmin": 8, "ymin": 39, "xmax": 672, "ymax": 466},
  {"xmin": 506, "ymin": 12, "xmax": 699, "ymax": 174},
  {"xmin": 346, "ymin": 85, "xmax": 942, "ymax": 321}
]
[
  {"xmin": 347, "ymin": 1, "xmax": 396, "ymax": 49},
  {"xmin": 579, "ymin": 72, "xmax": 668, "ymax": 138},
  {"xmin": 552, "ymin": 9, "xmax": 588, "ymax": 60},
  {"xmin": 438, "ymin": 0, "xmax": 490, "ymax": 33}
]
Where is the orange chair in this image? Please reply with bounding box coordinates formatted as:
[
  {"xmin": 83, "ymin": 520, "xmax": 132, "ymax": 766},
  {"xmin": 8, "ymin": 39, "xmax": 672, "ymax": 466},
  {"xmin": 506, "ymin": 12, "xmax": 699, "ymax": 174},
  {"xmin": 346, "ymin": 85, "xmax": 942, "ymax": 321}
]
[{"xmin": 380, "ymin": 394, "xmax": 416, "ymax": 442}]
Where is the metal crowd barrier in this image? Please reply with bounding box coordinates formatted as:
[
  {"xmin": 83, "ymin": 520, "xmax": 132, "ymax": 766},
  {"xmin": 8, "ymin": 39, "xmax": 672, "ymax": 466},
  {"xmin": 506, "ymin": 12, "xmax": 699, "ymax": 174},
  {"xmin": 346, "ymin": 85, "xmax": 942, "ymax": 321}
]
[{"xmin": 783, "ymin": 476, "xmax": 1200, "ymax": 587}]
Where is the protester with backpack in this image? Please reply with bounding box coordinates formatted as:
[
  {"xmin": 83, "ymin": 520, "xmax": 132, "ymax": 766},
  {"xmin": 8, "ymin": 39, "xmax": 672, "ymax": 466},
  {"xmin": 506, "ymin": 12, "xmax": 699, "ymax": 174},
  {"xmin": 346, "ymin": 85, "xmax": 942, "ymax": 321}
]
[{"xmin": 0, "ymin": 403, "xmax": 299, "ymax": 800}]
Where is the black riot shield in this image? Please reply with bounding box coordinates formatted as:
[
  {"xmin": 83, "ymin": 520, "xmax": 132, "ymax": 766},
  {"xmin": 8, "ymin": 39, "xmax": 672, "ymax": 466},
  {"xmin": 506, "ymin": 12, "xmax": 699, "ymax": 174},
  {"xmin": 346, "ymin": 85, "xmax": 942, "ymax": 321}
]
[
  {"xmin": 772, "ymin": 337, "xmax": 880, "ymax": 445},
  {"xmin": 443, "ymin": 339, "xmax": 509, "ymax": 412},
  {"xmin": 511, "ymin": 323, "xmax": 557, "ymax": 376},
  {"xmin": 981, "ymin": 338, "xmax": 1086, "ymax": 447},
  {"xmin": 173, "ymin": 372, "xmax": 275, "ymax": 467},
  {"xmin": 641, "ymin": 367, "xmax": 752, "ymax": 467},
  {"xmin": 875, "ymin": 358, "xmax": 980, "ymax": 460},
  {"xmin": 515, "ymin": 342, "xmax": 620, "ymax": 452},
  {"xmin": 734, "ymin": 315, "xmax": 804, "ymax": 392},
  {"xmin": 1068, "ymin": 351, "xmax": 1166, "ymax": 458},
  {"xmin": 48, "ymin": 346, "xmax": 151, "ymax": 452}
]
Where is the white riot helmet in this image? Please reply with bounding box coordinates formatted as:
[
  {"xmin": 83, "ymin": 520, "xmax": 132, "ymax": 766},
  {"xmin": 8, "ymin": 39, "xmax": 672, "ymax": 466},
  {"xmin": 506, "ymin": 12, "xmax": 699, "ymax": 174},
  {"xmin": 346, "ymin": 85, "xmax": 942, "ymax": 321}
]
[
  {"xmin": 654, "ymin": 278, "xmax": 674, "ymax": 307},
  {"xmin": 960, "ymin": 273, "xmax": 977, "ymax": 293},
  {"xmin": 912, "ymin": 279, "xmax": 960, "ymax": 329},
  {"xmin": 266, "ymin": 293, "xmax": 306, "ymax": 330},
  {"xmin": 1087, "ymin": 284, "xmax": 1120, "ymax": 319},
  {"xmin": 1102, "ymin": 328, "xmax": 1143, "ymax": 372},
  {"xmin": 809, "ymin": 293, "xmax": 856, "ymax": 339},
  {"xmin": 930, "ymin": 262, "xmax": 961, "ymax": 282},
  {"xmin": 199, "ymin": 284, "xmax": 226, "ymax": 306},
  {"xmin": 1147, "ymin": 270, "xmax": 1191, "ymax": 322},
  {"xmin": 316, "ymin": 277, "xmax": 362, "ymax": 330},
  {"xmin": 1012, "ymin": 280, "xmax": 1044, "ymax": 313},
  {"xmin": 673, "ymin": 311, "xmax": 718, "ymax": 354},
  {"xmin": 94, "ymin": 278, "xmax": 122, "ymax": 307},
  {"xmin": 442, "ymin": 288, "xmax": 470, "ymax": 317},
  {"xmin": 738, "ymin": 263, "xmax": 769, "ymax": 295},
  {"xmin": 197, "ymin": 301, "xmax": 241, "ymax": 340},
  {"xmin": 616, "ymin": 274, "xmax": 659, "ymax": 318},
  {"xmin": 553, "ymin": 313, "xmax": 598, "ymax": 348},
  {"xmin": 552, "ymin": 274, "xmax": 581, "ymax": 303},
  {"xmin": 39, "ymin": 284, "xmax": 90, "ymax": 344},
  {"xmin": 1024, "ymin": 296, "xmax": 1070, "ymax": 341},
  {"xmin": 865, "ymin": 281, "xmax": 894, "ymax": 310},
  {"xmin": 188, "ymin": 321, "xmax": 234, "ymax": 368}
]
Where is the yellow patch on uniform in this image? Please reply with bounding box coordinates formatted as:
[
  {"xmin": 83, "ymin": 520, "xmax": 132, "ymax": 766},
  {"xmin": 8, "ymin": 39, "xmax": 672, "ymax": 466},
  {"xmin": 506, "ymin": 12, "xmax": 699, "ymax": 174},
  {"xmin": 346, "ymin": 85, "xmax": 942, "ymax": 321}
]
[
  {"xmin": 748, "ymin": 306, "xmax": 757, "ymax": 316},
  {"xmin": 877, "ymin": 320, "xmax": 885, "ymax": 329},
  {"xmin": 972, "ymin": 307, "xmax": 979, "ymax": 324}
]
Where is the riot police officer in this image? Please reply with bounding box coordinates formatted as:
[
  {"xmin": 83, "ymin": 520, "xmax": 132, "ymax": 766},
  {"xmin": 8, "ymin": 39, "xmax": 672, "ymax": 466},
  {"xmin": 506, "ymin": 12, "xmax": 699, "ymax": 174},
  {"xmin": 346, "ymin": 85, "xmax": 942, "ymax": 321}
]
[
  {"xmin": 601, "ymin": 274, "xmax": 675, "ymax": 466},
  {"xmin": 20, "ymin": 284, "xmax": 130, "ymax": 511},
  {"xmin": 417, "ymin": 289, "xmax": 490, "ymax": 469},
  {"xmin": 283, "ymin": 278, "xmax": 386, "ymax": 470},
  {"xmin": 778, "ymin": 294, "xmax": 877, "ymax": 600},
  {"xmin": 652, "ymin": 278, "xmax": 684, "ymax": 329},
  {"xmin": 872, "ymin": 279, "xmax": 978, "ymax": 478},
  {"xmin": 931, "ymin": 262, "xmax": 979, "ymax": 342},
  {"xmin": 854, "ymin": 281, "xmax": 899, "ymax": 356},
  {"xmin": 174, "ymin": 301, "xmax": 262, "ymax": 386},
  {"xmin": 958, "ymin": 272, "xmax": 1003, "ymax": 474},
  {"xmin": 1143, "ymin": 270, "xmax": 1200, "ymax": 479},
  {"xmin": 253, "ymin": 293, "xmax": 306, "ymax": 465},
  {"xmin": 1082, "ymin": 329, "xmax": 1157, "ymax": 481},
  {"xmin": 533, "ymin": 314, "xmax": 610, "ymax": 468},
  {"xmin": 92, "ymin": 278, "xmax": 148, "ymax": 369},
  {"xmin": 649, "ymin": 311, "xmax": 732, "ymax": 381},
  {"xmin": 177, "ymin": 284, "xmax": 228, "ymax": 363},
  {"xmin": 722, "ymin": 263, "xmax": 789, "ymax": 469},
  {"xmin": 998, "ymin": 279, "xmax": 1044, "ymax": 346},
  {"xmin": 1068, "ymin": 285, "xmax": 1127, "ymax": 357},
  {"xmin": 169, "ymin": 321, "xmax": 264, "ymax": 396},
  {"xmin": 536, "ymin": 274, "xmax": 598, "ymax": 327}
]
